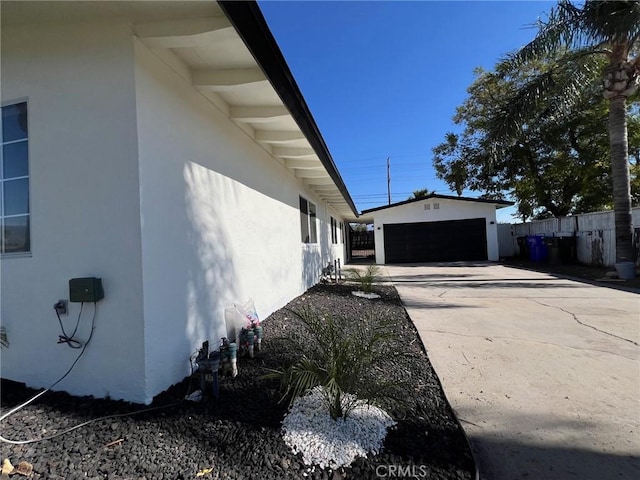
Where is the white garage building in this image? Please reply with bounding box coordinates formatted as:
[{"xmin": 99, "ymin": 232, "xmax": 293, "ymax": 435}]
[{"xmin": 361, "ymin": 194, "xmax": 513, "ymax": 264}]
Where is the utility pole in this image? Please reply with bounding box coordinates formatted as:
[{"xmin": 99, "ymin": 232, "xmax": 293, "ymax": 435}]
[{"xmin": 386, "ymin": 157, "xmax": 391, "ymax": 205}]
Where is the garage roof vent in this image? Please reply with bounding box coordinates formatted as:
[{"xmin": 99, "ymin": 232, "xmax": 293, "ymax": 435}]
[
  {"xmin": 433, "ymin": 203, "xmax": 440, "ymax": 209},
  {"xmin": 424, "ymin": 204, "xmax": 431, "ymax": 210}
]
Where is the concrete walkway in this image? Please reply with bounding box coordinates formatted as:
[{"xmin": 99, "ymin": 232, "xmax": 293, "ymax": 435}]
[{"xmin": 382, "ymin": 263, "xmax": 640, "ymax": 480}]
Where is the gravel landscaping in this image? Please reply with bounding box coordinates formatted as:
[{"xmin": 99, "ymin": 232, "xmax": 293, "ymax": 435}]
[{"xmin": 1, "ymin": 283, "xmax": 475, "ymax": 480}]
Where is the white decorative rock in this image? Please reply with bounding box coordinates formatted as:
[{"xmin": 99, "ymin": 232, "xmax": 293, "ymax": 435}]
[
  {"xmin": 281, "ymin": 387, "xmax": 396, "ymax": 470},
  {"xmin": 351, "ymin": 291, "xmax": 381, "ymax": 299}
]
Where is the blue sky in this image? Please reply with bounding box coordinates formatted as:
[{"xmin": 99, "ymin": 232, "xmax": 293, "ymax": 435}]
[{"xmin": 258, "ymin": 0, "xmax": 557, "ymax": 222}]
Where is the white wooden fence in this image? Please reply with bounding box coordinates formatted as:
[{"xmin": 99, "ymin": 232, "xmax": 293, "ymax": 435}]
[{"xmin": 498, "ymin": 207, "xmax": 640, "ymax": 267}]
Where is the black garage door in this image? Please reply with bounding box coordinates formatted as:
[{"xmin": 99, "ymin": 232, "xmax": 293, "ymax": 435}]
[{"xmin": 384, "ymin": 218, "xmax": 487, "ymax": 263}]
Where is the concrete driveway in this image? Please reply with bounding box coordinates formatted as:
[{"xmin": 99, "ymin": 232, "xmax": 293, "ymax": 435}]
[{"xmin": 382, "ymin": 263, "xmax": 640, "ymax": 480}]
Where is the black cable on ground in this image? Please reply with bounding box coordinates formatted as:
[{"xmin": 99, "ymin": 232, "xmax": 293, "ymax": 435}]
[
  {"xmin": 1, "ymin": 304, "xmax": 98, "ymax": 444},
  {"xmin": 0, "ymin": 308, "xmax": 198, "ymax": 445}
]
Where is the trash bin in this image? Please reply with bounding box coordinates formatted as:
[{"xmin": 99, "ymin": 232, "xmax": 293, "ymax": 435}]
[
  {"xmin": 615, "ymin": 261, "xmax": 636, "ymax": 280},
  {"xmin": 543, "ymin": 237, "xmax": 560, "ymax": 265},
  {"xmin": 516, "ymin": 236, "xmax": 528, "ymax": 260},
  {"xmin": 558, "ymin": 237, "xmax": 577, "ymax": 264},
  {"xmin": 527, "ymin": 235, "xmax": 548, "ymax": 263},
  {"xmin": 525, "ymin": 235, "xmax": 536, "ymax": 261}
]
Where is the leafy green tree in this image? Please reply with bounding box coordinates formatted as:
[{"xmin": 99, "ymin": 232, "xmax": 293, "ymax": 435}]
[
  {"xmin": 433, "ymin": 64, "xmax": 630, "ymax": 220},
  {"xmin": 494, "ymin": 0, "xmax": 639, "ymax": 262},
  {"xmin": 407, "ymin": 188, "xmax": 435, "ymax": 200}
]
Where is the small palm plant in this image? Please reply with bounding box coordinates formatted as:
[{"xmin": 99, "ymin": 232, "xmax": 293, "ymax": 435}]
[
  {"xmin": 344, "ymin": 265, "xmax": 381, "ymax": 294},
  {"xmin": 267, "ymin": 306, "xmax": 404, "ymax": 420}
]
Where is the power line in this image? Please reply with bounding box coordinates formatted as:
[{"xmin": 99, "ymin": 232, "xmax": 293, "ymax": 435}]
[
  {"xmin": 338, "ymin": 160, "xmax": 431, "ymax": 170},
  {"xmin": 335, "ymin": 152, "xmax": 432, "ymax": 165}
]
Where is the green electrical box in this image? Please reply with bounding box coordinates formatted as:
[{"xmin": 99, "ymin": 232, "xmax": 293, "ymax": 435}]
[{"xmin": 69, "ymin": 277, "xmax": 104, "ymax": 303}]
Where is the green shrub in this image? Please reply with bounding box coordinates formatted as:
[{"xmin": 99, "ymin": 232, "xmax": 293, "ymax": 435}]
[
  {"xmin": 266, "ymin": 306, "xmax": 404, "ymax": 420},
  {"xmin": 344, "ymin": 265, "xmax": 381, "ymax": 294}
]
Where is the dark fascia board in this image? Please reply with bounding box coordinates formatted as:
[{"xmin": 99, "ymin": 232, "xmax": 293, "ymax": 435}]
[
  {"xmin": 218, "ymin": 0, "xmax": 358, "ymax": 217},
  {"xmin": 361, "ymin": 194, "xmax": 514, "ymax": 214}
]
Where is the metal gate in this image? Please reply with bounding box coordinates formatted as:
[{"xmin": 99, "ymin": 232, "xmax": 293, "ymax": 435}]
[{"xmin": 350, "ymin": 229, "xmax": 375, "ymax": 259}]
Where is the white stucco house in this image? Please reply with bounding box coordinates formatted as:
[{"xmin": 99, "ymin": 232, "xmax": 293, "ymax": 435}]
[
  {"xmin": 0, "ymin": 1, "xmax": 358, "ymax": 404},
  {"xmin": 360, "ymin": 194, "xmax": 513, "ymax": 264}
]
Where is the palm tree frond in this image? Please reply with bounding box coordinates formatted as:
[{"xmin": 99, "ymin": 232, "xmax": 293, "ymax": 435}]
[
  {"xmin": 582, "ymin": 0, "xmax": 640, "ymax": 45},
  {"xmin": 281, "ymin": 356, "xmax": 325, "ymax": 405},
  {"xmin": 492, "ymin": 49, "xmax": 605, "ymax": 142},
  {"xmin": 270, "ymin": 306, "xmax": 406, "ymax": 419},
  {"xmin": 500, "ymin": 1, "xmax": 640, "ymax": 75},
  {"xmin": 500, "ymin": 1, "xmax": 584, "ymax": 72},
  {"xmin": 344, "ymin": 265, "xmax": 381, "ymax": 293}
]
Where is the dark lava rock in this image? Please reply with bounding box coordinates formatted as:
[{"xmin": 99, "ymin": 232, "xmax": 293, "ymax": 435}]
[{"xmin": 1, "ymin": 283, "xmax": 474, "ymax": 479}]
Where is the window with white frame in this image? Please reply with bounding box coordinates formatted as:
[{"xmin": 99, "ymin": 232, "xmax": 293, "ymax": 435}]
[
  {"xmin": 1, "ymin": 102, "xmax": 30, "ymax": 254},
  {"xmin": 299, "ymin": 196, "xmax": 317, "ymax": 243}
]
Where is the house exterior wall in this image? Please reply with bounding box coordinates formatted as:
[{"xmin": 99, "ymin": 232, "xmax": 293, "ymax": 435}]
[
  {"xmin": 1, "ymin": 19, "xmax": 147, "ymax": 402},
  {"xmin": 370, "ymin": 198, "xmax": 500, "ymax": 264},
  {"xmin": 1, "ymin": 13, "xmax": 349, "ymax": 405},
  {"xmin": 133, "ymin": 40, "xmax": 345, "ymax": 402}
]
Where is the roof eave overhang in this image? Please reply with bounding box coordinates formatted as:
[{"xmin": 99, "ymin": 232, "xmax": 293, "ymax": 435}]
[
  {"xmin": 361, "ymin": 194, "xmax": 514, "ymax": 215},
  {"xmin": 3, "ymin": 1, "xmax": 359, "ymax": 218}
]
